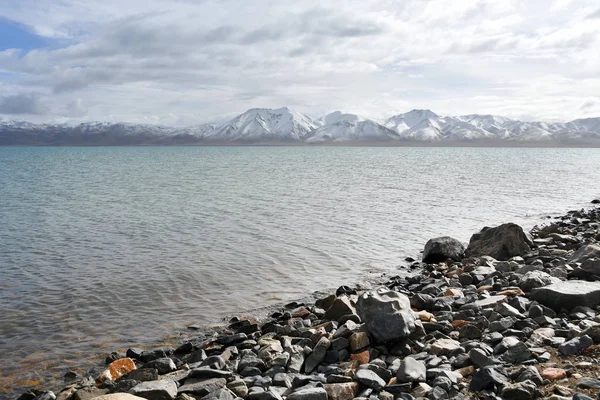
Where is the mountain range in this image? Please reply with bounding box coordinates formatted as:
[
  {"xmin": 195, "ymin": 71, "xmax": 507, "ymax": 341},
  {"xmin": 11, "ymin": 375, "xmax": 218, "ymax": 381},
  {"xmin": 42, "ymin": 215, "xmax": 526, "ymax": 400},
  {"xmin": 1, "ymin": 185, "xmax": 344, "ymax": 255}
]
[{"xmin": 2, "ymin": 107, "xmax": 600, "ymax": 145}]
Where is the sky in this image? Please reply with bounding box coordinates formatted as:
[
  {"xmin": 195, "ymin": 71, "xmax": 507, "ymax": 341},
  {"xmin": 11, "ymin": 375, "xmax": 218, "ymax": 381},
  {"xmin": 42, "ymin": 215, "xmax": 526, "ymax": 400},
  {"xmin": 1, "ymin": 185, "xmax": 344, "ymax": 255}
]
[{"xmin": 0, "ymin": 0, "xmax": 599, "ymax": 126}]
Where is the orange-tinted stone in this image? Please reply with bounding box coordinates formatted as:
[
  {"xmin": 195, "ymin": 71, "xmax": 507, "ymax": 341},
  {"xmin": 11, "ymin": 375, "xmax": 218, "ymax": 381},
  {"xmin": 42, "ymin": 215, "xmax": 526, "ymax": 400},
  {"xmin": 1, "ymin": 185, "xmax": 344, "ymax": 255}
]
[
  {"xmin": 96, "ymin": 358, "xmax": 136, "ymax": 384},
  {"xmin": 477, "ymin": 285, "xmax": 493, "ymax": 292},
  {"xmin": 444, "ymin": 288, "xmax": 463, "ymax": 297},
  {"xmin": 451, "ymin": 320, "xmax": 470, "ymax": 329},
  {"xmin": 497, "ymin": 288, "xmax": 525, "ymax": 296},
  {"xmin": 350, "ymin": 350, "xmax": 369, "ymax": 365},
  {"xmin": 456, "ymin": 365, "xmax": 475, "ymax": 377},
  {"xmin": 541, "ymin": 368, "xmax": 567, "ymax": 380}
]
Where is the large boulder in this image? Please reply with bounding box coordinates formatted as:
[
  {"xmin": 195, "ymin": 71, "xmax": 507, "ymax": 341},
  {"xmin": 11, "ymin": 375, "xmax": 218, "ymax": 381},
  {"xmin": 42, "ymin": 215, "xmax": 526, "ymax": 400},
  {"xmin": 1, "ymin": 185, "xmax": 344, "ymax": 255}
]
[
  {"xmin": 530, "ymin": 280, "xmax": 600, "ymax": 311},
  {"xmin": 466, "ymin": 223, "xmax": 533, "ymax": 261},
  {"xmin": 356, "ymin": 288, "xmax": 416, "ymax": 342},
  {"xmin": 422, "ymin": 236, "xmax": 465, "ymax": 263}
]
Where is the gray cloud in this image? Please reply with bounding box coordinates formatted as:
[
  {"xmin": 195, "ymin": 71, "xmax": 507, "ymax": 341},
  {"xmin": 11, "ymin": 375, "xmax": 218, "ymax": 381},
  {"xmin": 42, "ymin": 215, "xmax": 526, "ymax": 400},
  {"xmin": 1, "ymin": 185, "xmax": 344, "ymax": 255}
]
[{"xmin": 0, "ymin": 93, "xmax": 48, "ymax": 115}]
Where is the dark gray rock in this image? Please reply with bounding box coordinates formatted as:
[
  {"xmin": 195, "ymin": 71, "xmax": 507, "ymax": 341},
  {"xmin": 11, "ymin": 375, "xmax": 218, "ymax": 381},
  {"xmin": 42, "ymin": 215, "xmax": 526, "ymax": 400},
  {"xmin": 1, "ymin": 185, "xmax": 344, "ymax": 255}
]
[
  {"xmin": 558, "ymin": 335, "xmax": 593, "ymax": 355},
  {"xmin": 469, "ymin": 366, "xmax": 508, "ymax": 392},
  {"xmin": 188, "ymin": 368, "xmax": 232, "ymax": 380},
  {"xmin": 569, "ymin": 243, "xmax": 600, "ymax": 263},
  {"xmin": 576, "ymin": 377, "xmax": 600, "ymax": 389},
  {"xmin": 126, "ymin": 368, "xmax": 158, "ymax": 382},
  {"xmin": 515, "ymin": 366, "xmax": 543, "ymax": 386},
  {"xmin": 396, "ymin": 357, "xmax": 426, "ymax": 383},
  {"xmin": 323, "ymin": 297, "xmax": 356, "ymax": 322},
  {"xmin": 201, "ymin": 355, "xmax": 226, "ymax": 370},
  {"xmin": 227, "ymin": 379, "xmax": 248, "ymax": 398},
  {"xmin": 356, "ymin": 288, "xmax": 416, "ymax": 342},
  {"xmin": 355, "ymin": 369, "xmax": 386, "ymax": 391},
  {"xmin": 459, "ymin": 324, "xmax": 482, "ymax": 340},
  {"xmin": 466, "ymin": 223, "xmax": 533, "ymax": 261},
  {"xmin": 129, "ymin": 380, "xmax": 178, "ymax": 400},
  {"xmin": 202, "ymin": 388, "xmax": 236, "ymax": 400},
  {"xmin": 142, "ymin": 358, "xmax": 176, "ymax": 375},
  {"xmin": 304, "ymin": 337, "xmax": 330, "ymax": 373},
  {"xmin": 178, "ymin": 378, "xmax": 227, "ymax": 396},
  {"xmin": 531, "ymin": 280, "xmax": 600, "ymax": 310},
  {"xmin": 499, "ymin": 380, "xmax": 536, "ymax": 400},
  {"xmin": 422, "ymin": 237, "xmax": 465, "ymax": 263},
  {"xmin": 501, "ymin": 341, "xmax": 531, "ymax": 364}
]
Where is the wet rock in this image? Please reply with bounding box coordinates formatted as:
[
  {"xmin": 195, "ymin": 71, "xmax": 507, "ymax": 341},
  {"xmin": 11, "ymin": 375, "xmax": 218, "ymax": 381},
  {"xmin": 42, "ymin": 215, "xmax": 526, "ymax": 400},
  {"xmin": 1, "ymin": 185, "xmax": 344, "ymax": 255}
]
[
  {"xmin": 356, "ymin": 288, "xmax": 416, "ymax": 342},
  {"xmin": 96, "ymin": 358, "xmax": 136, "ymax": 384},
  {"xmin": 201, "ymin": 355, "xmax": 226, "ymax": 370},
  {"xmin": 355, "ymin": 369, "xmax": 386, "ymax": 391},
  {"xmin": 499, "ymin": 380, "xmax": 536, "ymax": 400},
  {"xmin": 422, "ymin": 237, "xmax": 465, "ymax": 263},
  {"xmin": 396, "ymin": 357, "xmax": 426, "ymax": 383},
  {"xmin": 129, "ymin": 380, "xmax": 177, "ymax": 400},
  {"xmin": 531, "ymin": 280, "xmax": 600, "ymax": 310},
  {"xmin": 188, "ymin": 369, "xmax": 232, "ymax": 380},
  {"xmin": 558, "ymin": 335, "xmax": 593, "ymax": 355},
  {"xmin": 287, "ymin": 387, "xmax": 328, "ymax": 400},
  {"xmin": 304, "ymin": 337, "xmax": 330, "ymax": 373},
  {"xmin": 466, "ymin": 223, "xmax": 533, "ymax": 261}
]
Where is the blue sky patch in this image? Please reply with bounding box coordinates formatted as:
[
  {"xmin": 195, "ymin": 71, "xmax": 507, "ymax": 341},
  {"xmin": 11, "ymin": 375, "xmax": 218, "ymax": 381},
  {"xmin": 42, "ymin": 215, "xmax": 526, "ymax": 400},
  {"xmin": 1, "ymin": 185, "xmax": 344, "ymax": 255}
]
[{"xmin": 0, "ymin": 17, "xmax": 48, "ymax": 51}]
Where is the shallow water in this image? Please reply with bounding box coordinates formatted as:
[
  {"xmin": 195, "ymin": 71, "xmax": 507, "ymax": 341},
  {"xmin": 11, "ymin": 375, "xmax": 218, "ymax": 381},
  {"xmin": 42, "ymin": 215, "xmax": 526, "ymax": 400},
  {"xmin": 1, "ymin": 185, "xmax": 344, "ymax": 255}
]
[{"xmin": 1, "ymin": 146, "xmax": 599, "ymax": 397}]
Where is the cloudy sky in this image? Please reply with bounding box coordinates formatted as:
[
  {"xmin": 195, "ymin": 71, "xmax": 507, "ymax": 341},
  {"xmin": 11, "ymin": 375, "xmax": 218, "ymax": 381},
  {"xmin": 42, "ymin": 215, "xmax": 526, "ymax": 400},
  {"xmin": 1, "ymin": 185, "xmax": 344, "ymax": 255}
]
[{"xmin": 0, "ymin": 0, "xmax": 599, "ymax": 126}]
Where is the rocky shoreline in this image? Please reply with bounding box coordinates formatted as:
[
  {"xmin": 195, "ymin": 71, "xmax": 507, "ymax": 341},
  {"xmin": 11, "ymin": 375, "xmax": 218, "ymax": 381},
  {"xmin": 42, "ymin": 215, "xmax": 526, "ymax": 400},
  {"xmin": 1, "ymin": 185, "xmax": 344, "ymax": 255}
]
[{"xmin": 14, "ymin": 200, "xmax": 600, "ymax": 400}]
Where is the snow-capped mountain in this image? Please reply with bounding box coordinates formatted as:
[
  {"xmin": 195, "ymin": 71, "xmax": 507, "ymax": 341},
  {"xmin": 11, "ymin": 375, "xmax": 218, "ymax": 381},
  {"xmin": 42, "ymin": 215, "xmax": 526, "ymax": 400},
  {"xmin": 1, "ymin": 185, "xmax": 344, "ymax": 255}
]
[
  {"xmin": 1, "ymin": 108, "xmax": 600, "ymax": 145},
  {"xmin": 306, "ymin": 112, "xmax": 399, "ymax": 142},
  {"xmin": 206, "ymin": 107, "xmax": 318, "ymax": 142}
]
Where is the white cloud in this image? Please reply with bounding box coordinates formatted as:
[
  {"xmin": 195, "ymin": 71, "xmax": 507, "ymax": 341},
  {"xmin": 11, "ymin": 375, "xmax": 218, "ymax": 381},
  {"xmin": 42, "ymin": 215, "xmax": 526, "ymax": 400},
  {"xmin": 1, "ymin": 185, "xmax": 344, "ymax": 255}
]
[{"xmin": 0, "ymin": 0, "xmax": 599, "ymax": 124}]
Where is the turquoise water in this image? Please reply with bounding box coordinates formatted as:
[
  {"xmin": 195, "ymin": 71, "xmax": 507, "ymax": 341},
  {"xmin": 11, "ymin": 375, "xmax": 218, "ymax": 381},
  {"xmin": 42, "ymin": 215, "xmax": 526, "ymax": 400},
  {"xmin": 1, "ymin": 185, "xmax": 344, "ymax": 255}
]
[{"xmin": 1, "ymin": 146, "xmax": 600, "ymax": 396}]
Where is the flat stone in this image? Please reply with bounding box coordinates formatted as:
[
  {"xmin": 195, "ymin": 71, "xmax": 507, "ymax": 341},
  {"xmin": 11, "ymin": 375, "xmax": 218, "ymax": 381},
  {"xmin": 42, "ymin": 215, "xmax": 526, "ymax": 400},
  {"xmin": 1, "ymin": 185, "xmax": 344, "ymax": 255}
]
[
  {"xmin": 396, "ymin": 357, "xmax": 426, "ymax": 383},
  {"xmin": 91, "ymin": 395, "xmax": 146, "ymax": 400},
  {"xmin": 430, "ymin": 338, "xmax": 461, "ymax": 356},
  {"xmin": 178, "ymin": 378, "xmax": 227, "ymax": 396},
  {"xmin": 355, "ymin": 368, "xmax": 386, "ymax": 391},
  {"xmin": 129, "ymin": 380, "xmax": 177, "ymax": 400},
  {"xmin": 576, "ymin": 377, "xmax": 600, "ymax": 389},
  {"xmin": 73, "ymin": 388, "xmax": 108, "ymax": 400},
  {"xmin": 287, "ymin": 387, "xmax": 328, "ymax": 400},
  {"xmin": 126, "ymin": 369, "xmax": 158, "ymax": 382},
  {"xmin": 474, "ymin": 295, "xmax": 506, "ymax": 309},
  {"xmin": 530, "ymin": 280, "xmax": 600, "ymax": 310}
]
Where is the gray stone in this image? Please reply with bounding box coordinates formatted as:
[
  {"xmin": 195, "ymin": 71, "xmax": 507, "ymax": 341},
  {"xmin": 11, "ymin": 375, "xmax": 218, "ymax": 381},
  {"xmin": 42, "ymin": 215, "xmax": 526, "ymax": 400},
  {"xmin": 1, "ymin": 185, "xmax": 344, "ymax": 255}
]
[
  {"xmin": 188, "ymin": 369, "xmax": 232, "ymax": 380},
  {"xmin": 469, "ymin": 348, "xmax": 497, "ymax": 368},
  {"xmin": 469, "ymin": 366, "xmax": 508, "ymax": 392},
  {"xmin": 459, "ymin": 324, "xmax": 482, "ymax": 340},
  {"xmin": 226, "ymin": 379, "xmax": 248, "ymax": 398},
  {"xmin": 569, "ymin": 243, "xmax": 600, "ymax": 263},
  {"xmin": 304, "ymin": 337, "xmax": 330, "ymax": 373},
  {"xmin": 356, "ymin": 288, "xmax": 416, "ymax": 342},
  {"xmin": 355, "ymin": 369, "xmax": 386, "ymax": 391},
  {"xmin": 141, "ymin": 358, "xmax": 176, "ymax": 375},
  {"xmin": 576, "ymin": 377, "xmax": 600, "ymax": 389},
  {"xmin": 501, "ymin": 341, "xmax": 531, "ymax": 364},
  {"xmin": 323, "ymin": 297, "xmax": 356, "ymax": 322},
  {"xmin": 201, "ymin": 389, "xmax": 236, "ymax": 400},
  {"xmin": 178, "ymin": 378, "xmax": 227, "ymax": 397},
  {"xmin": 201, "ymin": 355, "xmax": 226, "ymax": 370},
  {"xmin": 396, "ymin": 357, "xmax": 426, "ymax": 383},
  {"xmin": 422, "ymin": 236, "xmax": 465, "ymax": 263},
  {"xmin": 129, "ymin": 380, "xmax": 177, "ymax": 400},
  {"xmin": 558, "ymin": 335, "xmax": 593, "ymax": 355},
  {"xmin": 430, "ymin": 339, "xmax": 461, "ymax": 356},
  {"xmin": 466, "ymin": 223, "xmax": 533, "ymax": 261},
  {"xmin": 126, "ymin": 369, "xmax": 158, "ymax": 382},
  {"xmin": 287, "ymin": 387, "xmax": 328, "ymax": 400},
  {"xmin": 519, "ymin": 271, "xmax": 560, "ymax": 292},
  {"xmin": 499, "ymin": 380, "xmax": 536, "ymax": 400},
  {"xmin": 515, "ymin": 366, "xmax": 543, "ymax": 385},
  {"xmin": 531, "ymin": 280, "xmax": 600, "ymax": 310},
  {"xmin": 287, "ymin": 352, "xmax": 304, "ymax": 373}
]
